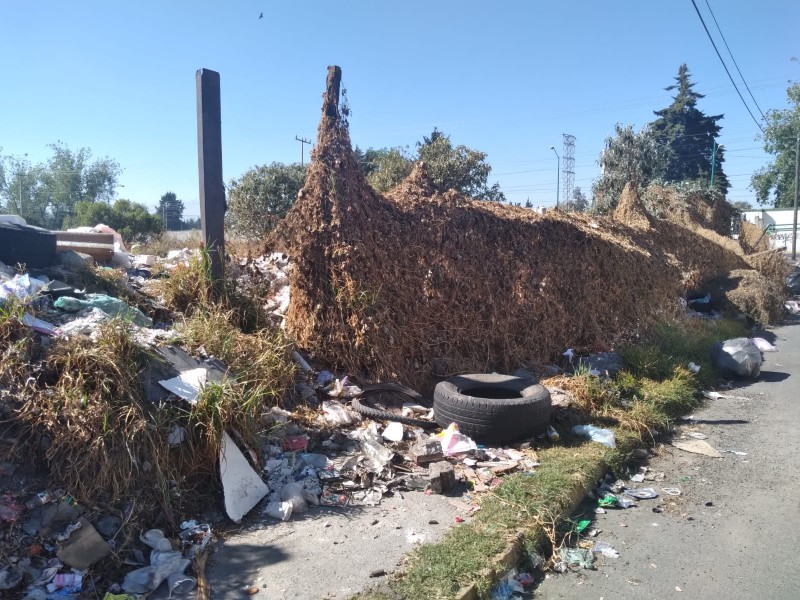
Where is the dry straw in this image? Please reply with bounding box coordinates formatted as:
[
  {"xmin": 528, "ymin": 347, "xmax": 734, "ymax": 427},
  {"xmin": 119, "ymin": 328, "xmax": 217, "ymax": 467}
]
[{"xmin": 274, "ymin": 66, "xmax": 786, "ymax": 389}]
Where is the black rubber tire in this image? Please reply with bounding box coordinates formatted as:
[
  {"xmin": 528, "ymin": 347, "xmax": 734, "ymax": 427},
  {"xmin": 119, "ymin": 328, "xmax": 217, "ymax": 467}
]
[
  {"xmin": 0, "ymin": 223, "xmax": 57, "ymax": 268},
  {"xmin": 351, "ymin": 383, "xmax": 438, "ymax": 428},
  {"xmin": 433, "ymin": 374, "xmax": 552, "ymax": 443}
]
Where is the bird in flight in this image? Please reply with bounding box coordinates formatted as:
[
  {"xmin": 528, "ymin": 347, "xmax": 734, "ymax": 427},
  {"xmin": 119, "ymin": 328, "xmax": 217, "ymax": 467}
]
[{"xmin": 259, "ymin": 12, "xmax": 263, "ymax": 19}]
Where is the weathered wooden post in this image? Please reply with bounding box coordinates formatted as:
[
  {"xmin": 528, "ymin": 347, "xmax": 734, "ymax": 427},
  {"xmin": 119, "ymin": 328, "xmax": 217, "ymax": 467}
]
[{"xmin": 196, "ymin": 68, "xmax": 225, "ymax": 283}]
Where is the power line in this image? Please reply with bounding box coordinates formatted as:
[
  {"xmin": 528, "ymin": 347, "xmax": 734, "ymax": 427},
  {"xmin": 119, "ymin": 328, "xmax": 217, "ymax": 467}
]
[
  {"xmin": 689, "ymin": 0, "xmax": 764, "ymax": 134},
  {"xmin": 703, "ymin": 0, "xmax": 767, "ymax": 120}
]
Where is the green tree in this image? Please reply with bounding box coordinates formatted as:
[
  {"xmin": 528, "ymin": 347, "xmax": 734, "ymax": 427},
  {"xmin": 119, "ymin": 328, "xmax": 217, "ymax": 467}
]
[
  {"xmin": 751, "ymin": 80, "xmax": 800, "ymax": 207},
  {"xmin": 227, "ymin": 162, "xmax": 308, "ymax": 240},
  {"xmin": 359, "ymin": 129, "xmax": 505, "ymax": 200},
  {"xmin": 155, "ymin": 191, "xmax": 185, "ymax": 230},
  {"xmin": 0, "ymin": 143, "xmax": 121, "ymax": 229},
  {"xmin": 417, "ymin": 129, "xmax": 505, "ymax": 201},
  {"xmin": 731, "ymin": 200, "xmax": 754, "ymax": 211},
  {"xmin": 364, "ymin": 147, "xmax": 414, "ymax": 192},
  {"xmin": 63, "ymin": 199, "xmax": 162, "ymax": 241},
  {"xmin": 592, "ymin": 124, "xmax": 670, "ymax": 213},
  {"xmin": 562, "ymin": 186, "xmax": 589, "ymax": 212},
  {"xmin": 650, "ymin": 64, "xmax": 729, "ymax": 194}
]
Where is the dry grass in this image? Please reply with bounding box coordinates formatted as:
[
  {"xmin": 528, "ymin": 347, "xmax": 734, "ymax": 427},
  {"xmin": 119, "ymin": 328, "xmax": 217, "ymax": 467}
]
[{"xmin": 15, "ymin": 322, "xmax": 176, "ymax": 508}]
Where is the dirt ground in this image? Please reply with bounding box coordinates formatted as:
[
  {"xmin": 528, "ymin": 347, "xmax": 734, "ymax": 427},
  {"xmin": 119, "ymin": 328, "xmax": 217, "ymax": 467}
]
[{"xmin": 533, "ymin": 316, "xmax": 800, "ymax": 600}]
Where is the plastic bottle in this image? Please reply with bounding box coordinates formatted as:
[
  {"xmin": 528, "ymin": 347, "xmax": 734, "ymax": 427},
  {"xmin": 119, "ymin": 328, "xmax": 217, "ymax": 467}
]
[{"xmin": 24, "ymin": 490, "xmax": 53, "ymax": 510}]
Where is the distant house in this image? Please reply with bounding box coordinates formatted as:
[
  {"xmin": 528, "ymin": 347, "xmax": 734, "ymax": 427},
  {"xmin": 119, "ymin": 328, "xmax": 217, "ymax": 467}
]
[{"xmin": 741, "ymin": 207, "xmax": 798, "ymax": 250}]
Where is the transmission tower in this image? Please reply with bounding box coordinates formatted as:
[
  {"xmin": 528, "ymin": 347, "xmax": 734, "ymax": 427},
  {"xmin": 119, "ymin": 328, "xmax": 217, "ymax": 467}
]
[{"xmin": 562, "ymin": 134, "xmax": 576, "ymax": 206}]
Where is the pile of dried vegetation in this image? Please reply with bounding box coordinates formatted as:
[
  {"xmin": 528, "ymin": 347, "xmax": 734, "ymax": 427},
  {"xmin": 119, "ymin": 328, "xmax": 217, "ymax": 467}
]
[{"xmin": 271, "ymin": 66, "xmax": 788, "ymax": 390}]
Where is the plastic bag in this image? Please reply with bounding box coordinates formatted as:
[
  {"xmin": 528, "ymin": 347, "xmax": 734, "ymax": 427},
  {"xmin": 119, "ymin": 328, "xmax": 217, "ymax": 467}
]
[
  {"xmin": 280, "ymin": 482, "xmax": 308, "ymax": 514},
  {"xmin": 439, "ymin": 423, "xmax": 478, "ymax": 455},
  {"xmin": 710, "ymin": 338, "xmax": 762, "ymax": 379},
  {"xmin": 572, "ymin": 424, "xmax": 616, "ymax": 448},
  {"xmin": 54, "ymin": 294, "xmax": 152, "ymax": 327}
]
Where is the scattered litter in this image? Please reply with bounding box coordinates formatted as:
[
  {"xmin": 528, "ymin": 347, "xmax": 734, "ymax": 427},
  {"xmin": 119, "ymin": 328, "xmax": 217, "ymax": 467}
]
[
  {"xmin": 491, "ymin": 568, "xmax": 525, "ymax": 599},
  {"xmin": 140, "ymin": 529, "xmax": 172, "ymax": 552},
  {"xmin": 751, "ymin": 337, "xmax": 777, "ymax": 352},
  {"xmin": 0, "ymin": 495, "xmax": 24, "ymax": 523},
  {"xmin": 439, "ymin": 423, "xmax": 478, "ymax": 455},
  {"xmin": 0, "ymin": 568, "xmax": 23, "ymax": 590},
  {"xmin": 702, "ymin": 390, "xmax": 724, "ymax": 400},
  {"xmin": 56, "ymin": 518, "xmax": 111, "ymax": 569},
  {"xmin": 574, "ymin": 519, "xmax": 592, "ymax": 533},
  {"xmin": 22, "ymin": 313, "xmax": 57, "ymax": 335},
  {"xmin": 685, "ymin": 431, "xmax": 708, "ymax": 440},
  {"xmin": 661, "ymin": 487, "xmax": 682, "ymax": 496},
  {"xmin": 54, "ymin": 293, "xmax": 152, "ymax": 327},
  {"xmin": 220, "ymin": 432, "xmax": 269, "ymax": 523},
  {"xmin": 711, "ymin": 338, "xmax": 763, "ymax": 379},
  {"xmin": 557, "ymin": 547, "xmax": 595, "ymax": 570},
  {"xmin": 592, "ymin": 541, "xmax": 619, "ymax": 559},
  {"xmin": 630, "ymin": 473, "xmax": 645, "ymax": 483},
  {"xmin": 616, "ymin": 496, "xmax": 636, "ymax": 509},
  {"xmin": 786, "ymin": 300, "xmax": 800, "ymax": 314},
  {"xmin": 671, "ymin": 439, "xmax": 723, "ymax": 458},
  {"xmin": 624, "ymin": 487, "xmax": 658, "ymax": 499},
  {"xmin": 163, "ymin": 425, "xmax": 186, "ymax": 447},
  {"xmin": 282, "ymin": 435, "xmax": 309, "ymax": 452},
  {"xmin": 321, "ymin": 400, "xmax": 360, "ymax": 426},
  {"xmin": 381, "ymin": 421, "xmax": 404, "ymax": 442},
  {"xmin": 406, "ymin": 531, "xmax": 426, "ymax": 544},
  {"xmin": 122, "ymin": 550, "xmax": 189, "ymax": 594},
  {"xmin": 724, "ymin": 450, "xmax": 748, "ymax": 456},
  {"xmin": 158, "ymin": 368, "xmax": 209, "ymax": 404},
  {"xmin": 572, "ymin": 424, "xmax": 616, "ymax": 448},
  {"xmin": 546, "ymin": 425, "xmax": 560, "ymax": 441}
]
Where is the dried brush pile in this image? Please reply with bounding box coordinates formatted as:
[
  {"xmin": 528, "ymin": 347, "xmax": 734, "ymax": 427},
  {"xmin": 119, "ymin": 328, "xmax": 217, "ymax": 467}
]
[{"xmin": 271, "ymin": 66, "xmax": 772, "ymax": 390}]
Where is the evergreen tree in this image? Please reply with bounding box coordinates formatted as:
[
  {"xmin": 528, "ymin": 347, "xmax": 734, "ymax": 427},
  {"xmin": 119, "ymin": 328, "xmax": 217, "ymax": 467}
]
[{"xmin": 651, "ymin": 64, "xmax": 729, "ymax": 194}]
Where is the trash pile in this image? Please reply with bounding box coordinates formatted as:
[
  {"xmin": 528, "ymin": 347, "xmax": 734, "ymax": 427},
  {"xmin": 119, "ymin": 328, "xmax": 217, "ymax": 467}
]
[
  {"xmin": 271, "ymin": 66, "xmax": 787, "ymax": 392},
  {"xmin": 0, "ymin": 483, "xmax": 212, "ymax": 600}
]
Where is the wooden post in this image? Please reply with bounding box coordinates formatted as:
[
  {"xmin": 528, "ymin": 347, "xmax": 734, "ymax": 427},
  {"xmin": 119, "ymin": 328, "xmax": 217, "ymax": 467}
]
[{"xmin": 196, "ymin": 68, "xmax": 225, "ymax": 283}]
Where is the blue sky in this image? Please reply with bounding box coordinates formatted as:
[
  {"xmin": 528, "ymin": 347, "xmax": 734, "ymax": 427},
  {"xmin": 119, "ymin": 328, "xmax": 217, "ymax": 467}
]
[{"xmin": 1, "ymin": 1, "xmax": 797, "ymax": 220}]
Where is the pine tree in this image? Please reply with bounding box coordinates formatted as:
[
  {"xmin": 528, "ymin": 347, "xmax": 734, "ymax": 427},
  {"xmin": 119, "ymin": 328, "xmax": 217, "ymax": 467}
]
[{"xmin": 651, "ymin": 64, "xmax": 729, "ymax": 194}]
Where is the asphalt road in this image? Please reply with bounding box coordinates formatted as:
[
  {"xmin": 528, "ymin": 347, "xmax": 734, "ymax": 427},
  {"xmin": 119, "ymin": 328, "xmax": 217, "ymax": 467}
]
[
  {"xmin": 202, "ymin": 488, "xmax": 467, "ymax": 599},
  {"xmin": 534, "ymin": 316, "xmax": 800, "ymax": 600}
]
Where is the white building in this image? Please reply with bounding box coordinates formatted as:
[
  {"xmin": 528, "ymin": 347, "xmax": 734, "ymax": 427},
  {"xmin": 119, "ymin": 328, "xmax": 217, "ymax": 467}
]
[{"xmin": 741, "ymin": 207, "xmax": 799, "ymax": 250}]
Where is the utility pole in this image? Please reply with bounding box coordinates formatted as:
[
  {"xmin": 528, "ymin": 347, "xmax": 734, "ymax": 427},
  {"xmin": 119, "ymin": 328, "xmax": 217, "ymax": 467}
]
[
  {"xmin": 792, "ymin": 135, "xmax": 799, "ymax": 261},
  {"xmin": 295, "ymin": 136, "xmax": 312, "ymax": 166},
  {"xmin": 550, "ymin": 146, "xmax": 560, "ymax": 209},
  {"xmin": 710, "ymin": 139, "xmax": 718, "ymax": 188}
]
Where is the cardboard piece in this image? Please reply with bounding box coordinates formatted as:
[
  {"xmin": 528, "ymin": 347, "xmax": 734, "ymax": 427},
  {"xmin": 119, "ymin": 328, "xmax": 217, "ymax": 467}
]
[
  {"xmin": 56, "ymin": 518, "xmax": 111, "ymax": 569},
  {"xmin": 671, "ymin": 439, "xmax": 723, "ymax": 458}
]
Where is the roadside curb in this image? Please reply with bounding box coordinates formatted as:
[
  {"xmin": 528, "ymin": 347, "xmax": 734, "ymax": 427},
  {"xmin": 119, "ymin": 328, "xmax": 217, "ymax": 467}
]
[{"xmin": 454, "ymin": 458, "xmax": 608, "ymax": 600}]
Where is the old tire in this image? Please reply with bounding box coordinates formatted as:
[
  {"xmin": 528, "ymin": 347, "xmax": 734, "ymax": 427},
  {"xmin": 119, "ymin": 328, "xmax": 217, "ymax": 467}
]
[{"xmin": 433, "ymin": 374, "xmax": 552, "ymax": 444}]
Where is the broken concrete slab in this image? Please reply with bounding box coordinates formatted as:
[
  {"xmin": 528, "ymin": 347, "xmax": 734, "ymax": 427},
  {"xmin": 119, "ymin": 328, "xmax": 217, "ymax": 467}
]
[
  {"xmin": 429, "ymin": 461, "xmax": 456, "ymax": 494},
  {"xmin": 58, "ymin": 250, "xmax": 95, "ymax": 270},
  {"xmin": 56, "ymin": 518, "xmax": 111, "ymax": 569},
  {"xmin": 220, "ymin": 432, "xmax": 269, "ymax": 522}
]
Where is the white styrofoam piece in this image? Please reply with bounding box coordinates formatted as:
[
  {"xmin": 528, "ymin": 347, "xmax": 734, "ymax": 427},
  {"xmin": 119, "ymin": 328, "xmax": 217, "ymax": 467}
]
[{"xmin": 220, "ymin": 432, "xmax": 269, "ymax": 522}]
